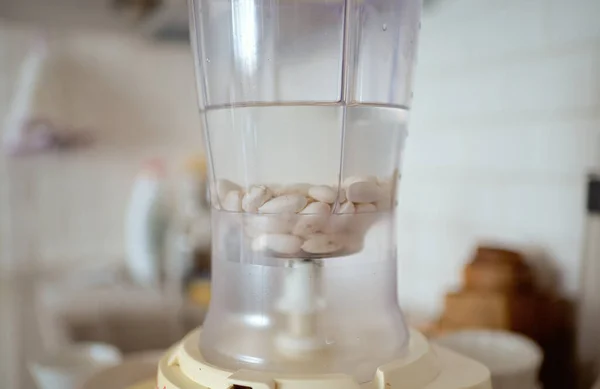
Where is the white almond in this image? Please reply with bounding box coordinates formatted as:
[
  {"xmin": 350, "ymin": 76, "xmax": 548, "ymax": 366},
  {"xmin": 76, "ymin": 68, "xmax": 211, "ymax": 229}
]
[
  {"xmin": 252, "ymin": 234, "xmax": 303, "ymax": 255},
  {"xmin": 242, "ymin": 185, "xmax": 273, "ymax": 212},
  {"xmin": 300, "ymin": 201, "xmax": 331, "ymax": 215},
  {"xmin": 292, "ymin": 202, "xmax": 331, "ymax": 236},
  {"xmin": 324, "ymin": 201, "xmax": 355, "ymax": 233},
  {"xmin": 278, "ymin": 183, "xmax": 312, "ymax": 196},
  {"xmin": 343, "ymin": 176, "xmax": 377, "ymax": 188},
  {"xmin": 338, "ymin": 201, "xmax": 356, "ymax": 214},
  {"xmin": 212, "ymin": 179, "xmax": 240, "ymax": 208},
  {"xmin": 346, "ymin": 181, "xmax": 382, "ymax": 203},
  {"xmin": 217, "ymin": 179, "xmax": 241, "ymax": 198},
  {"xmin": 222, "ymin": 190, "xmax": 243, "ymax": 212},
  {"xmin": 337, "ymin": 233, "xmax": 364, "ymax": 254},
  {"xmin": 308, "ymin": 185, "xmax": 337, "ymax": 204},
  {"xmin": 247, "ymin": 213, "xmax": 297, "ymax": 234},
  {"xmin": 352, "ymin": 203, "xmax": 378, "ymax": 233},
  {"xmin": 259, "ymin": 194, "xmax": 308, "ymax": 214},
  {"xmin": 267, "ymin": 183, "xmax": 283, "ymax": 195},
  {"xmin": 301, "ymin": 233, "xmax": 343, "ymax": 254}
]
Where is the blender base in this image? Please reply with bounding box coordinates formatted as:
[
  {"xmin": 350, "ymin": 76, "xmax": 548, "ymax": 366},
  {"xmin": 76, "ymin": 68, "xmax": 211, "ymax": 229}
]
[{"xmin": 157, "ymin": 328, "xmax": 492, "ymax": 389}]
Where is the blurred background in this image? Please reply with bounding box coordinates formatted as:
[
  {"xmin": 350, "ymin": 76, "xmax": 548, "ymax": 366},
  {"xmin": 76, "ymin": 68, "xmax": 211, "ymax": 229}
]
[{"xmin": 0, "ymin": 0, "xmax": 599, "ymax": 388}]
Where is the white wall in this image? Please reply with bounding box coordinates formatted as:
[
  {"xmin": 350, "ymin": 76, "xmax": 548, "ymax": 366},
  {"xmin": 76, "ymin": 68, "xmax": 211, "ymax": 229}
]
[
  {"xmin": 397, "ymin": 0, "xmax": 600, "ymax": 317},
  {"xmin": 0, "ymin": 25, "xmax": 202, "ymax": 274}
]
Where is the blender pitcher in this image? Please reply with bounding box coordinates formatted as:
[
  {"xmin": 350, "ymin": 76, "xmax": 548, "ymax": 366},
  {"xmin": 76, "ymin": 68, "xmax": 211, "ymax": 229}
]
[
  {"xmin": 188, "ymin": 0, "xmax": 421, "ymax": 383},
  {"xmin": 155, "ymin": 0, "xmax": 492, "ymax": 388}
]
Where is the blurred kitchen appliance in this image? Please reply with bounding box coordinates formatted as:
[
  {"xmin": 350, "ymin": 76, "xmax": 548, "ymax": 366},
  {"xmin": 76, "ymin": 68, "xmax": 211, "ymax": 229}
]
[{"xmin": 124, "ymin": 159, "xmax": 170, "ymax": 288}]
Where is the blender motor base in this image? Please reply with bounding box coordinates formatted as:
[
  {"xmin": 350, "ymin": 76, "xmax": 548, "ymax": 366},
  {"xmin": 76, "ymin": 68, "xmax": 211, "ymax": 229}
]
[{"xmin": 157, "ymin": 328, "xmax": 491, "ymax": 389}]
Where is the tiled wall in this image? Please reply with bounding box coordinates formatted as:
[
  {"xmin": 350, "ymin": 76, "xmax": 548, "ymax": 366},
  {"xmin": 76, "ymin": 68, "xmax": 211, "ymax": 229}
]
[{"xmin": 397, "ymin": 0, "xmax": 600, "ymax": 316}]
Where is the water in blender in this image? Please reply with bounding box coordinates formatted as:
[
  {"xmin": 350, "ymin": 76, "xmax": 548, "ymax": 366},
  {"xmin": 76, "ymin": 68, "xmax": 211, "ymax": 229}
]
[{"xmin": 201, "ymin": 103, "xmax": 408, "ymax": 382}]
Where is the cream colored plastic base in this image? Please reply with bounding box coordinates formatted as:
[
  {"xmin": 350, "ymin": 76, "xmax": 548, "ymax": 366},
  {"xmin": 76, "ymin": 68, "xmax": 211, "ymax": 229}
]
[{"xmin": 157, "ymin": 328, "xmax": 492, "ymax": 389}]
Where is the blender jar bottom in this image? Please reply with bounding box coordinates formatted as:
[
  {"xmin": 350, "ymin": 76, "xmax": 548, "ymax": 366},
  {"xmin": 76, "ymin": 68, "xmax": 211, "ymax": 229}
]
[{"xmin": 200, "ymin": 254, "xmax": 409, "ymax": 383}]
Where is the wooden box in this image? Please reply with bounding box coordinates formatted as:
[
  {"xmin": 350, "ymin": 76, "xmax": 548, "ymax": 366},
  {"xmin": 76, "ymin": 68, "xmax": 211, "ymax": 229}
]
[{"xmin": 439, "ymin": 290, "xmax": 542, "ymax": 339}]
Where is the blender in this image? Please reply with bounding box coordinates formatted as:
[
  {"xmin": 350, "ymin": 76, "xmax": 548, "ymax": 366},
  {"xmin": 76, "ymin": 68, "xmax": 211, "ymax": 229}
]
[{"xmin": 157, "ymin": 0, "xmax": 492, "ymax": 388}]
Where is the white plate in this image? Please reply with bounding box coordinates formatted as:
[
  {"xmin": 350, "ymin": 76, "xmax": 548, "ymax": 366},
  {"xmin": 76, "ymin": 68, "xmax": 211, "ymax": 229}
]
[{"xmin": 434, "ymin": 330, "xmax": 542, "ymax": 389}]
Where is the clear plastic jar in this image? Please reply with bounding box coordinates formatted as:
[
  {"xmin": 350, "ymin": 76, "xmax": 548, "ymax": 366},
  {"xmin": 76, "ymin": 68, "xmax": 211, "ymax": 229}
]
[{"xmin": 189, "ymin": 0, "xmax": 421, "ymax": 383}]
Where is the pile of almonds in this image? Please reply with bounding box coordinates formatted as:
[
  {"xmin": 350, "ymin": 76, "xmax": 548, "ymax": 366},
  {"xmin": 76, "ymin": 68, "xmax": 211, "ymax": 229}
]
[{"xmin": 213, "ymin": 175, "xmax": 395, "ymax": 258}]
